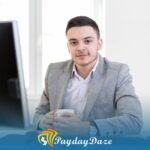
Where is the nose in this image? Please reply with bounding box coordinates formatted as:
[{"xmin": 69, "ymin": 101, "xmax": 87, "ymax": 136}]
[{"xmin": 76, "ymin": 41, "xmax": 85, "ymax": 51}]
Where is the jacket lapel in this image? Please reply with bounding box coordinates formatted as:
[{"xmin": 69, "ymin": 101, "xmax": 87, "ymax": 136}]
[
  {"xmin": 82, "ymin": 56, "xmax": 106, "ymax": 120},
  {"xmin": 54, "ymin": 61, "xmax": 73, "ymax": 109}
]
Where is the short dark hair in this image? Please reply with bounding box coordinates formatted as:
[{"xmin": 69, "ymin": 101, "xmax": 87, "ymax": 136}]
[{"xmin": 66, "ymin": 16, "xmax": 100, "ymax": 38}]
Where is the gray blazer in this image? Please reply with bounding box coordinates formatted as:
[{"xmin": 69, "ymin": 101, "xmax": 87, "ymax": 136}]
[{"xmin": 33, "ymin": 55, "xmax": 143, "ymax": 137}]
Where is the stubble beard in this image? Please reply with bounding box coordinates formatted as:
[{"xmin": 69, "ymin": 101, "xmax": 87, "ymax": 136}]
[{"xmin": 75, "ymin": 54, "xmax": 98, "ymax": 67}]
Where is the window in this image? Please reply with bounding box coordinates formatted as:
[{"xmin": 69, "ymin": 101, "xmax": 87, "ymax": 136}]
[{"xmin": 0, "ymin": 0, "xmax": 29, "ymax": 88}]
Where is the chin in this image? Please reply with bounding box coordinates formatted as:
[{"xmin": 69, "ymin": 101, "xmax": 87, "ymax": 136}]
[{"xmin": 77, "ymin": 62, "xmax": 90, "ymax": 66}]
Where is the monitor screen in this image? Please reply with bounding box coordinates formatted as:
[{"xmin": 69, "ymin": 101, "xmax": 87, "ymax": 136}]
[{"xmin": 0, "ymin": 21, "xmax": 29, "ymax": 128}]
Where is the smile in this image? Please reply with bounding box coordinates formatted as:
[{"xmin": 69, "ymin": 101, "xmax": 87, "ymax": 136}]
[{"xmin": 76, "ymin": 55, "xmax": 88, "ymax": 57}]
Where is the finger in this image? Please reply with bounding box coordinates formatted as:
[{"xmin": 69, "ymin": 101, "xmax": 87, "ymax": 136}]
[
  {"xmin": 45, "ymin": 113, "xmax": 54, "ymax": 120},
  {"xmin": 53, "ymin": 117, "xmax": 67, "ymax": 123},
  {"xmin": 61, "ymin": 112, "xmax": 74, "ymax": 117},
  {"xmin": 48, "ymin": 111, "xmax": 55, "ymax": 118},
  {"xmin": 49, "ymin": 111, "xmax": 55, "ymax": 115}
]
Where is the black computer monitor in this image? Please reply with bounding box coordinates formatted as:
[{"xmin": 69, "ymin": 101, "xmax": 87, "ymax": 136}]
[{"xmin": 0, "ymin": 21, "xmax": 30, "ymax": 128}]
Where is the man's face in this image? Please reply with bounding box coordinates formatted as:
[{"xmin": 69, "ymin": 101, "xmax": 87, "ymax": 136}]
[{"xmin": 66, "ymin": 26, "xmax": 102, "ymax": 67}]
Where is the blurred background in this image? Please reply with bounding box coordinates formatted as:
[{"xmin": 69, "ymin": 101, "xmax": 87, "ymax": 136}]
[{"xmin": 0, "ymin": 0, "xmax": 150, "ymax": 135}]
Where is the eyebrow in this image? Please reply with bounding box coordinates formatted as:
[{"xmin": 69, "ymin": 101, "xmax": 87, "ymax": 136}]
[{"xmin": 69, "ymin": 36, "xmax": 94, "ymax": 41}]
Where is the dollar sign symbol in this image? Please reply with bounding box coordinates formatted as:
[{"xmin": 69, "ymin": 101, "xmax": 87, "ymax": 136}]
[{"xmin": 41, "ymin": 136, "xmax": 47, "ymax": 146}]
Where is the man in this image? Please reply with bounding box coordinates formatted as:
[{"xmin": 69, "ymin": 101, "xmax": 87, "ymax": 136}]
[{"xmin": 33, "ymin": 16, "xmax": 143, "ymax": 137}]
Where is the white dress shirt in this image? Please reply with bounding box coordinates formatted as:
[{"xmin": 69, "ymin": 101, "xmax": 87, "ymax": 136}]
[{"xmin": 62, "ymin": 56, "xmax": 99, "ymax": 120}]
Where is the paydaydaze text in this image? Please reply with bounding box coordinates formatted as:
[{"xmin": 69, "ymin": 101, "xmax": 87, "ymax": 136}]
[{"xmin": 54, "ymin": 136, "xmax": 112, "ymax": 147}]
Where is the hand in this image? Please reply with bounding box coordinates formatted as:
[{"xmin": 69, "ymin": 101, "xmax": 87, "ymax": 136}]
[
  {"xmin": 39, "ymin": 111, "xmax": 55, "ymax": 130},
  {"xmin": 53, "ymin": 112, "xmax": 90, "ymax": 136}
]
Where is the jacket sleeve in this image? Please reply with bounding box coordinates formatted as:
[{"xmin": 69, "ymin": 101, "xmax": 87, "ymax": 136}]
[
  {"xmin": 32, "ymin": 65, "xmax": 51, "ymax": 129},
  {"xmin": 94, "ymin": 64, "xmax": 143, "ymax": 137}
]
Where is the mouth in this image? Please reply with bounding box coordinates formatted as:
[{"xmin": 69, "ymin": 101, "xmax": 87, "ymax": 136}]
[{"xmin": 76, "ymin": 54, "xmax": 88, "ymax": 57}]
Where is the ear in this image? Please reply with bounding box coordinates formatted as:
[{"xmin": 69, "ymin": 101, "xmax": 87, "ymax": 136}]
[{"xmin": 97, "ymin": 39, "xmax": 103, "ymax": 51}]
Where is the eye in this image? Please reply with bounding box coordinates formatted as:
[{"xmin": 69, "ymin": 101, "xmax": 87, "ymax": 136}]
[
  {"xmin": 69, "ymin": 41, "xmax": 78, "ymax": 46},
  {"xmin": 84, "ymin": 39, "xmax": 92, "ymax": 44}
]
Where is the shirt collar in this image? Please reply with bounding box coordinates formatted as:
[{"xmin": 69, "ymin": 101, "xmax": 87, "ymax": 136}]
[{"xmin": 72, "ymin": 54, "xmax": 99, "ymax": 79}]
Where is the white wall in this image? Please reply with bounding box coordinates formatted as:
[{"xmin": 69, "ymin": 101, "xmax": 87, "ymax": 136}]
[{"xmin": 105, "ymin": 0, "xmax": 150, "ymax": 135}]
